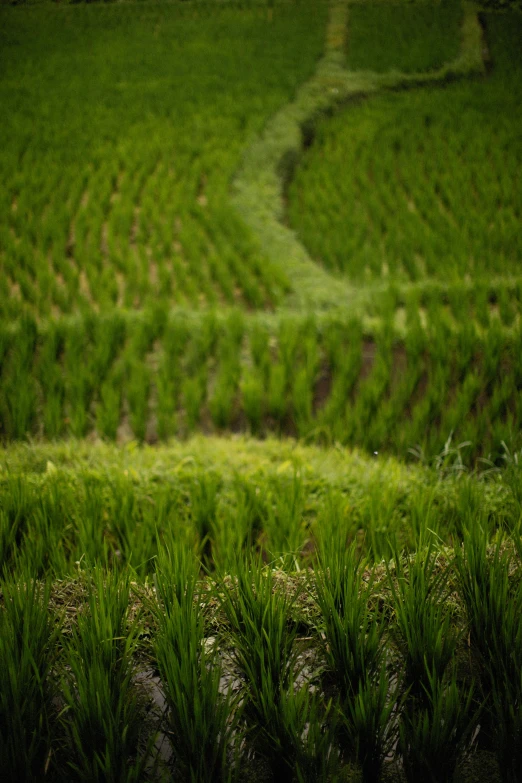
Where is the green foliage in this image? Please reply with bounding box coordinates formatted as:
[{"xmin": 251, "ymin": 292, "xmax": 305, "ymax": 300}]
[
  {"xmin": 220, "ymin": 558, "xmax": 303, "ymax": 778},
  {"xmin": 388, "ymin": 542, "xmax": 460, "ymax": 697},
  {"xmin": 347, "ymin": 0, "xmax": 462, "ymax": 74},
  {"xmin": 0, "ymin": 445, "xmax": 520, "ymax": 779},
  {"xmin": 0, "ymin": 2, "xmax": 330, "ymax": 320},
  {"xmin": 399, "ymin": 670, "xmax": 478, "ymax": 783},
  {"xmin": 153, "ymin": 543, "xmax": 239, "ymax": 782},
  {"xmin": 455, "ymin": 524, "xmax": 522, "ymax": 781},
  {"xmin": 61, "ymin": 568, "xmax": 148, "ymax": 782},
  {"xmin": 289, "ymin": 13, "xmax": 522, "ymax": 284},
  {"xmin": 0, "ymin": 576, "xmax": 58, "ymax": 781}
]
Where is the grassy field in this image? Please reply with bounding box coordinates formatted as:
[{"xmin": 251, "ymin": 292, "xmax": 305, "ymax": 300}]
[
  {"xmin": 0, "ymin": 1, "xmax": 327, "ymax": 319},
  {"xmin": 1, "ymin": 308, "xmax": 522, "ymax": 460},
  {"xmin": 1, "ymin": 437, "xmax": 522, "ymax": 781},
  {"xmin": 346, "ymin": 0, "xmax": 463, "ymax": 73},
  {"xmin": 288, "ymin": 13, "xmax": 522, "ymax": 284},
  {"xmin": 1, "ymin": 0, "xmax": 522, "ymax": 780}
]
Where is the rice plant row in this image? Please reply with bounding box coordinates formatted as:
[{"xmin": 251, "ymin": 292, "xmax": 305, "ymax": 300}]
[
  {"xmin": 1, "ymin": 307, "xmax": 521, "ymax": 462},
  {"xmin": 0, "ymin": 1, "xmax": 327, "ymax": 320},
  {"xmin": 1, "ymin": 520, "xmax": 521, "ymax": 782},
  {"xmin": 288, "ymin": 12, "xmax": 522, "ymax": 285},
  {"xmin": 2, "ymin": 436, "xmax": 522, "ymax": 573}
]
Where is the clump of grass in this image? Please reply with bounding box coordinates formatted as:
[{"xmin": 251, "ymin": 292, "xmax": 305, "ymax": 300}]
[
  {"xmin": 0, "ymin": 574, "xmax": 59, "ymax": 780},
  {"xmin": 455, "ymin": 525, "xmax": 522, "ymax": 782},
  {"xmin": 338, "ymin": 666, "xmax": 399, "ymax": 783},
  {"xmin": 399, "ymin": 669, "xmax": 478, "ymax": 783},
  {"xmin": 61, "ymin": 568, "xmax": 148, "ymax": 782},
  {"xmin": 0, "ymin": 476, "xmax": 31, "ymax": 574},
  {"xmin": 189, "ymin": 471, "xmax": 221, "ymax": 568},
  {"xmin": 153, "ymin": 543, "xmax": 240, "ymax": 782},
  {"xmin": 241, "ymin": 369, "xmax": 264, "ymax": 436},
  {"xmin": 220, "ymin": 558, "xmax": 304, "ymax": 780},
  {"xmin": 387, "ymin": 541, "xmax": 459, "ymax": 698},
  {"xmin": 217, "ymin": 476, "xmax": 267, "ymax": 564},
  {"xmin": 264, "ymin": 471, "xmax": 306, "ymax": 560},
  {"xmin": 315, "ymin": 543, "xmax": 396, "ymax": 781}
]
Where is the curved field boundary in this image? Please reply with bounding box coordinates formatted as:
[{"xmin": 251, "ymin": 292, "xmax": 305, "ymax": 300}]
[{"xmin": 231, "ymin": 0, "xmax": 485, "ymax": 312}]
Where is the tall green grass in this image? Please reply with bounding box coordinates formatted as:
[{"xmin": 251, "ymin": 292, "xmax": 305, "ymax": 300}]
[
  {"xmin": 61, "ymin": 568, "xmax": 148, "ymax": 782},
  {"xmin": 221, "ymin": 558, "xmax": 305, "ymax": 779},
  {"xmin": 0, "ymin": 574, "xmax": 58, "ymax": 781},
  {"xmin": 346, "ymin": 0, "xmax": 462, "ymax": 73},
  {"xmin": 0, "ymin": 1, "xmax": 330, "ymax": 321},
  {"xmin": 455, "ymin": 525, "xmax": 522, "ymax": 781},
  {"xmin": 2, "ymin": 310, "xmax": 522, "ymax": 465},
  {"xmin": 289, "ymin": 13, "xmax": 522, "ymax": 284},
  {"xmin": 153, "ymin": 544, "xmax": 239, "ymax": 782}
]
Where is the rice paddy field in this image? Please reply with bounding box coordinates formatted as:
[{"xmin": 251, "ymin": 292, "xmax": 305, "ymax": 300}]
[{"xmin": 1, "ymin": 0, "xmax": 522, "ymax": 780}]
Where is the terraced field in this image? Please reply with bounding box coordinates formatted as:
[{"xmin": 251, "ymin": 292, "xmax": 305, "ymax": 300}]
[
  {"xmin": 1, "ymin": 0, "xmax": 521, "ymax": 462},
  {"xmin": 1, "ymin": 1, "xmax": 522, "ymax": 781},
  {"xmin": 0, "ymin": 2, "xmax": 326, "ymax": 319},
  {"xmin": 288, "ymin": 13, "xmax": 522, "ymax": 285}
]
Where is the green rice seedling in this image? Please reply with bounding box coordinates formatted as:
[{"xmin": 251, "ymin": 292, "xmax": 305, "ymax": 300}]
[
  {"xmin": 314, "ymin": 543, "xmax": 386, "ymax": 730},
  {"xmin": 292, "ymin": 367, "xmax": 314, "ymax": 438},
  {"xmin": 153, "ymin": 543, "xmax": 239, "ymax": 783},
  {"xmin": 220, "ymin": 557, "xmax": 301, "ymax": 780},
  {"xmin": 38, "ymin": 323, "xmax": 66, "ymax": 440},
  {"xmin": 210, "ymin": 314, "xmax": 244, "ymax": 431},
  {"xmin": 107, "ymin": 479, "xmax": 163, "ymax": 575},
  {"xmin": 498, "ymin": 284, "xmax": 515, "ymax": 327},
  {"xmin": 72, "ymin": 478, "xmax": 109, "ymax": 569},
  {"xmin": 488, "ymin": 663, "xmax": 522, "ymax": 783},
  {"xmin": 18, "ymin": 483, "xmax": 69, "ymax": 579},
  {"xmin": 126, "ymin": 359, "xmax": 150, "ymax": 443},
  {"xmin": 320, "ymin": 321, "xmax": 363, "ymax": 440},
  {"xmin": 156, "ymin": 317, "xmax": 190, "ymax": 440},
  {"xmin": 387, "ymin": 542, "xmax": 460, "ymax": 698},
  {"xmin": 241, "ymin": 369, "xmax": 264, "ymax": 436},
  {"xmin": 338, "ymin": 666, "xmax": 399, "ymax": 783},
  {"xmin": 248, "ymin": 676, "xmax": 340, "ymax": 783},
  {"xmin": 91, "ymin": 313, "xmax": 126, "ymax": 382},
  {"xmin": 220, "ymin": 476, "xmax": 267, "ymax": 558},
  {"xmin": 0, "ymin": 316, "xmax": 37, "ymax": 440},
  {"xmin": 268, "ymin": 362, "xmax": 288, "ymax": 427},
  {"xmin": 403, "ymin": 485, "xmax": 441, "ymax": 546},
  {"xmin": 182, "ymin": 371, "xmax": 206, "ymax": 434},
  {"xmin": 0, "ymin": 476, "xmax": 35, "ymax": 576},
  {"xmin": 209, "ymin": 371, "xmax": 236, "ymax": 431},
  {"xmin": 455, "ymin": 525, "xmax": 522, "ymax": 778},
  {"xmin": 474, "ymin": 283, "xmax": 491, "ymax": 328},
  {"xmin": 0, "ymin": 574, "xmax": 59, "ymax": 781},
  {"xmin": 501, "ymin": 445, "xmax": 522, "ymax": 527},
  {"xmin": 189, "ymin": 471, "xmax": 221, "ymax": 568},
  {"xmin": 312, "ymin": 490, "xmax": 358, "ymax": 564},
  {"xmin": 399, "ymin": 669, "xmax": 478, "ymax": 783},
  {"xmin": 293, "ymin": 692, "xmax": 340, "ymax": 783},
  {"xmin": 0, "ymin": 508, "xmax": 18, "ymax": 576},
  {"xmin": 97, "ymin": 370, "xmax": 123, "ymax": 441},
  {"xmin": 156, "ymin": 365, "xmax": 177, "ymax": 442},
  {"xmin": 249, "ymin": 322, "xmax": 271, "ymax": 382},
  {"xmin": 162, "ymin": 316, "xmax": 190, "ymax": 386},
  {"xmin": 63, "ymin": 323, "xmax": 92, "ymax": 439},
  {"xmin": 62, "ymin": 567, "xmax": 148, "ymax": 782},
  {"xmin": 264, "ymin": 472, "xmax": 306, "ymax": 560},
  {"xmin": 279, "ymin": 319, "xmax": 300, "ymax": 378},
  {"xmin": 356, "ymin": 482, "xmax": 401, "ymax": 562}
]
